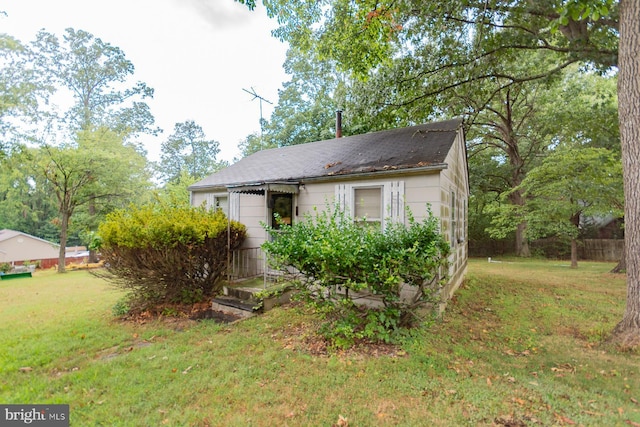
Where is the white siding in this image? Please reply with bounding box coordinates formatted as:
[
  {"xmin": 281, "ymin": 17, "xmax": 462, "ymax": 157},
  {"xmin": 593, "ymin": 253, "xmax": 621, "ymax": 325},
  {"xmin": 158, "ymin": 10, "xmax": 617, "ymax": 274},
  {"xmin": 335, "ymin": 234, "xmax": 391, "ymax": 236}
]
[
  {"xmin": 237, "ymin": 193, "xmax": 268, "ymax": 249},
  {"xmin": 438, "ymin": 129, "xmax": 469, "ymax": 298},
  {"xmin": 191, "ymin": 191, "xmax": 208, "ymax": 208},
  {"xmin": 299, "ymin": 182, "xmax": 336, "ymax": 217},
  {"xmin": 403, "ymin": 174, "xmax": 442, "ymax": 224}
]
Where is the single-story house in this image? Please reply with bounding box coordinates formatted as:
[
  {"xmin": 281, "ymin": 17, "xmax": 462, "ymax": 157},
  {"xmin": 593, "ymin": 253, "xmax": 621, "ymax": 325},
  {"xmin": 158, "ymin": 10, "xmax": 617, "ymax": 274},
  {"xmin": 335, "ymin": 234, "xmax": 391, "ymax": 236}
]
[
  {"xmin": 0, "ymin": 229, "xmax": 60, "ymax": 269},
  {"xmin": 0, "ymin": 230, "xmax": 91, "ymax": 270},
  {"xmin": 189, "ymin": 118, "xmax": 468, "ymax": 300}
]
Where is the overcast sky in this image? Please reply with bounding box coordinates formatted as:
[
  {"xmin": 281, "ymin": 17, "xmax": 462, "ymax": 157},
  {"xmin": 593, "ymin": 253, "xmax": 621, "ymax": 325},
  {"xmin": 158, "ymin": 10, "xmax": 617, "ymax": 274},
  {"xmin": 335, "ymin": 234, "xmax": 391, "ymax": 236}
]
[{"xmin": 1, "ymin": 0, "xmax": 289, "ymax": 162}]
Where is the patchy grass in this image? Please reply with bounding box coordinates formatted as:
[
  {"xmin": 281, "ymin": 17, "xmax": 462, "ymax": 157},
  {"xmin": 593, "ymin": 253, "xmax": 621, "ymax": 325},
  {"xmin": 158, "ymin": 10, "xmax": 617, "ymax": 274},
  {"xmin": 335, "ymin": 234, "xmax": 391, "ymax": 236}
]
[{"xmin": 0, "ymin": 260, "xmax": 638, "ymax": 426}]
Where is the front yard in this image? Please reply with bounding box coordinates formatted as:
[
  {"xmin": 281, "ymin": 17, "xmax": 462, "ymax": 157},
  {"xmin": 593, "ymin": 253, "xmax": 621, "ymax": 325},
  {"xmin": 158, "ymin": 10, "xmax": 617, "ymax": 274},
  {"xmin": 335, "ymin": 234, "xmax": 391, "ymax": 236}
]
[{"xmin": 0, "ymin": 259, "xmax": 637, "ymax": 426}]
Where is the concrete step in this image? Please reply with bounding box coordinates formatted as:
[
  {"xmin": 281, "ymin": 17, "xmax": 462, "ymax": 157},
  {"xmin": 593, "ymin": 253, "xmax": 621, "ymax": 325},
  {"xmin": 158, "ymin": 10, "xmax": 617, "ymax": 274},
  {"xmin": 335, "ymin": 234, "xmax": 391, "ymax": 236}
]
[
  {"xmin": 217, "ymin": 283, "xmax": 295, "ymax": 315},
  {"xmin": 213, "ymin": 296, "xmax": 257, "ymax": 311},
  {"xmin": 224, "ymin": 286, "xmax": 262, "ymax": 302},
  {"xmin": 211, "ymin": 296, "xmax": 257, "ymax": 319}
]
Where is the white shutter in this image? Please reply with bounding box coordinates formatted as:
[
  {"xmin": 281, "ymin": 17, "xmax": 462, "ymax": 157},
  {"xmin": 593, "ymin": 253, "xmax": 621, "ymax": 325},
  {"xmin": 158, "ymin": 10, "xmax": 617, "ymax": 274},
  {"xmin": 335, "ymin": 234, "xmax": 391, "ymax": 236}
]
[
  {"xmin": 205, "ymin": 193, "xmax": 216, "ymax": 210},
  {"xmin": 335, "ymin": 184, "xmax": 349, "ymax": 213},
  {"xmin": 386, "ymin": 181, "xmax": 405, "ymax": 224},
  {"xmin": 228, "ymin": 193, "xmax": 240, "ymax": 221}
]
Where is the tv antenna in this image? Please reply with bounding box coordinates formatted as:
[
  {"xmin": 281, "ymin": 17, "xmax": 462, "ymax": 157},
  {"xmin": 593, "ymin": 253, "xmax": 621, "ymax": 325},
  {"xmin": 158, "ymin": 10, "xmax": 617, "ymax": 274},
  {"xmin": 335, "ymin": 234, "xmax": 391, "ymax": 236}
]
[{"xmin": 243, "ymin": 87, "xmax": 273, "ymax": 137}]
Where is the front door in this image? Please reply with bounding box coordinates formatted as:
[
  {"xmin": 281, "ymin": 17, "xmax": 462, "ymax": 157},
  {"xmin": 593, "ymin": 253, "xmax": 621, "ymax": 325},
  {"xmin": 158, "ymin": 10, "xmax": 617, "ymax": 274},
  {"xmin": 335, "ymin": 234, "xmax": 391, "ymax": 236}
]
[{"xmin": 270, "ymin": 193, "xmax": 293, "ymax": 229}]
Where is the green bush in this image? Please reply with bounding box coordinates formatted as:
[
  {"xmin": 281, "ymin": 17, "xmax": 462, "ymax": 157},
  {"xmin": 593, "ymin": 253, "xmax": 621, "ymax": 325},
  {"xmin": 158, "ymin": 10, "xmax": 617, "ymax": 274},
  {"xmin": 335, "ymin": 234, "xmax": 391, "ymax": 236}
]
[
  {"xmin": 0, "ymin": 263, "xmax": 10, "ymax": 273},
  {"xmin": 98, "ymin": 202, "xmax": 246, "ymax": 311},
  {"xmin": 112, "ymin": 298, "xmax": 131, "ymax": 317},
  {"xmin": 262, "ymin": 204, "xmax": 449, "ymax": 348}
]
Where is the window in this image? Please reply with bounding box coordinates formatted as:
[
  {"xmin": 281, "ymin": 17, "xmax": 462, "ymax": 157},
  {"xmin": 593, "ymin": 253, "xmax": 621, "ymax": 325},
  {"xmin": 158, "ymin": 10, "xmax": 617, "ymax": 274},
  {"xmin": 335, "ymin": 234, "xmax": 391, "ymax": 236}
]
[
  {"xmin": 354, "ymin": 187, "xmax": 382, "ymax": 227},
  {"xmin": 205, "ymin": 193, "xmax": 232, "ymax": 217},
  {"xmin": 215, "ymin": 196, "xmax": 228, "ymax": 215},
  {"xmin": 335, "ymin": 181, "xmax": 405, "ymax": 230},
  {"xmin": 270, "ymin": 193, "xmax": 293, "ymax": 229}
]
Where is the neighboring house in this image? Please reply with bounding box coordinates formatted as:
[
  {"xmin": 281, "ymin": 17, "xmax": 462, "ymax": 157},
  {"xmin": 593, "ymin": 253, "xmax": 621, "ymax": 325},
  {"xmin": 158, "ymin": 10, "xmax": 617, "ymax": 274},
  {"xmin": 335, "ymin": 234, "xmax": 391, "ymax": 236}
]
[
  {"xmin": 0, "ymin": 229, "xmax": 60, "ymax": 269},
  {"xmin": 189, "ymin": 118, "xmax": 469, "ymax": 299}
]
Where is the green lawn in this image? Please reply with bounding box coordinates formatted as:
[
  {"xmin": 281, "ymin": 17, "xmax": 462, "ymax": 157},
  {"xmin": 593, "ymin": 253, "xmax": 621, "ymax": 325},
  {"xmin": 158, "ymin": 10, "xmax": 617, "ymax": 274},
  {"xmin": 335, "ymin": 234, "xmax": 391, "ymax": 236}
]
[{"xmin": 0, "ymin": 259, "xmax": 637, "ymax": 426}]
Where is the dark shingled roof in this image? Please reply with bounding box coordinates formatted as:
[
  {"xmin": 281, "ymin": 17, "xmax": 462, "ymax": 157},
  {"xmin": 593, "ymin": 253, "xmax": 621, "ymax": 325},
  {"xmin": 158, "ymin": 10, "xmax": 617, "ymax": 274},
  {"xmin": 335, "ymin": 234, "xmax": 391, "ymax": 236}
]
[{"xmin": 189, "ymin": 118, "xmax": 462, "ymax": 190}]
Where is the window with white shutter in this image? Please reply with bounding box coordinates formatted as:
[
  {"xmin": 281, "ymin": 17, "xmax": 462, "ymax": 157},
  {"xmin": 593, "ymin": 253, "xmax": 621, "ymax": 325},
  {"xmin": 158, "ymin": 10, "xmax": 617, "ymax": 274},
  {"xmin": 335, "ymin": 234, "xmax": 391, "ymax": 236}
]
[{"xmin": 334, "ymin": 181, "xmax": 405, "ymax": 230}]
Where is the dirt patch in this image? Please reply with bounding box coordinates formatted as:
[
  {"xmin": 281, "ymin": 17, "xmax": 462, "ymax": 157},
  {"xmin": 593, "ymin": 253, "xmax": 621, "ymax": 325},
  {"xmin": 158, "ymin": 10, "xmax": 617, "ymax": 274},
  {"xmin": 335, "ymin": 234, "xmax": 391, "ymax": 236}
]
[
  {"xmin": 277, "ymin": 319, "xmax": 406, "ymax": 358},
  {"xmin": 117, "ymin": 301, "xmax": 242, "ymax": 325}
]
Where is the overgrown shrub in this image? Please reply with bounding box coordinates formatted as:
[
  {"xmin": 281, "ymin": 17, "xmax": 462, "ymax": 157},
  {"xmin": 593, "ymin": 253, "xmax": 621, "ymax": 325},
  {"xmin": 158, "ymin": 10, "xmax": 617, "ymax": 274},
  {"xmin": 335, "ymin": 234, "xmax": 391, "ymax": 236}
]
[
  {"xmin": 262, "ymin": 204, "xmax": 449, "ymax": 348},
  {"xmin": 0, "ymin": 263, "xmax": 10, "ymax": 273},
  {"xmin": 97, "ymin": 202, "xmax": 246, "ymax": 311}
]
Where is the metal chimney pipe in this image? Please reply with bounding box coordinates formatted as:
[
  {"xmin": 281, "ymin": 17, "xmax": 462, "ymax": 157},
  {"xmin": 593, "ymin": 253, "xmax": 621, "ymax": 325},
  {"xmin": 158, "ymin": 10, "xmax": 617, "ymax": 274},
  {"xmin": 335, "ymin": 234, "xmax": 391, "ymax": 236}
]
[{"xmin": 335, "ymin": 110, "xmax": 343, "ymax": 138}]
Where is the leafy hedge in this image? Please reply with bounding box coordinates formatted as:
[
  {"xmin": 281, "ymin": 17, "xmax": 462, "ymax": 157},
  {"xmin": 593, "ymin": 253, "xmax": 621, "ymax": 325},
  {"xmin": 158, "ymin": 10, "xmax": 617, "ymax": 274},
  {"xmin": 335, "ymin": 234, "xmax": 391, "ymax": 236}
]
[
  {"xmin": 98, "ymin": 203, "xmax": 246, "ymax": 311},
  {"xmin": 262, "ymin": 204, "xmax": 449, "ymax": 347}
]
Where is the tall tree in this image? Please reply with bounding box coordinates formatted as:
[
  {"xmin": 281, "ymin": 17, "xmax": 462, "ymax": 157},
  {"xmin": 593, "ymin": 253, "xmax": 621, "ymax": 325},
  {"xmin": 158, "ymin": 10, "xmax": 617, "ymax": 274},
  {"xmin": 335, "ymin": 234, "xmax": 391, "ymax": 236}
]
[
  {"xmin": 36, "ymin": 127, "xmax": 150, "ymax": 272},
  {"xmin": 467, "ymin": 76, "xmax": 553, "ymax": 257},
  {"xmin": 25, "ymin": 28, "xmax": 158, "ymax": 256},
  {"xmin": 519, "ymin": 146, "xmax": 623, "ymax": 268},
  {"xmin": 479, "ymin": 68, "xmax": 619, "ymax": 255},
  {"xmin": 31, "ymin": 28, "xmax": 158, "ymax": 141},
  {"xmin": 614, "ymin": 0, "xmax": 640, "ymax": 344},
  {"xmin": 159, "ymin": 120, "xmax": 226, "ymax": 183}
]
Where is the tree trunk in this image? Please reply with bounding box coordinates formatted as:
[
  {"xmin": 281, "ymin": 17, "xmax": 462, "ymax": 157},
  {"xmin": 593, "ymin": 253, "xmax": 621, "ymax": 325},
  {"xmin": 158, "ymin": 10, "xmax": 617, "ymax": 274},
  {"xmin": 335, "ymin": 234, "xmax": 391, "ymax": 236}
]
[
  {"xmin": 611, "ymin": 0, "xmax": 640, "ymax": 347},
  {"xmin": 57, "ymin": 210, "xmax": 70, "ymax": 273},
  {"xmin": 515, "ymin": 221, "xmax": 531, "ymax": 257},
  {"xmin": 570, "ymin": 238, "xmax": 578, "ymax": 269},
  {"xmin": 570, "ymin": 212, "xmax": 580, "ymax": 268},
  {"xmin": 88, "ymin": 201, "xmax": 99, "ymax": 263},
  {"xmin": 509, "ymin": 188, "xmax": 530, "ymax": 257},
  {"xmin": 497, "ymin": 102, "xmax": 531, "ymax": 258}
]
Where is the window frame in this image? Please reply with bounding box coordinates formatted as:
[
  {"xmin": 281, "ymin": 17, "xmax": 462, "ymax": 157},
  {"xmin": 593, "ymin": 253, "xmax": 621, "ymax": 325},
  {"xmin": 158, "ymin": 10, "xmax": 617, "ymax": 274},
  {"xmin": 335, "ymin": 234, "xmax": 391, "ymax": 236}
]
[
  {"xmin": 335, "ymin": 181, "xmax": 405, "ymax": 230},
  {"xmin": 352, "ymin": 185, "xmax": 383, "ymax": 228},
  {"xmin": 205, "ymin": 192, "xmax": 233, "ymax": 218},
  {"xmin": 214, "ymin": 195, "xmax": 229, "ymax": 215},
  {"xmin": 269, "ymin": 192, "xmax": 294, "ymax": 229}
]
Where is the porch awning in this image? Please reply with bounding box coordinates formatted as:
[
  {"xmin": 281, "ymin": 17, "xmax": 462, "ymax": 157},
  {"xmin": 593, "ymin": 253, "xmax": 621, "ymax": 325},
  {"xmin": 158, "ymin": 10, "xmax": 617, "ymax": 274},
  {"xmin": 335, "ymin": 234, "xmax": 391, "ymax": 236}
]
[{"xmin": 226, "ymin": 182, "xmax": 299, "ymax": 195}]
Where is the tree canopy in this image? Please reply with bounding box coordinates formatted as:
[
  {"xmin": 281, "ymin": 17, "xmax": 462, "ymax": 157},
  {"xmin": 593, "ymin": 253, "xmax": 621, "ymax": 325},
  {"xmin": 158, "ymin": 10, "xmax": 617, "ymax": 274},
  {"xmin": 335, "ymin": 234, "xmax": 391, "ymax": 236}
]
[
  {"xmin": 159, "ymin": 120, "xmax": 226, "ymax": 183},
  {"xmin": 31, "ymin": 28, "xmax": 158, "ymax": 140},
  {"xmin": 519, "ymin": 146, "xmax": 623, "ymax": 267},
  {"xmin": 35, "ymin": 127, "xmax": 150, "ymax": 272}
]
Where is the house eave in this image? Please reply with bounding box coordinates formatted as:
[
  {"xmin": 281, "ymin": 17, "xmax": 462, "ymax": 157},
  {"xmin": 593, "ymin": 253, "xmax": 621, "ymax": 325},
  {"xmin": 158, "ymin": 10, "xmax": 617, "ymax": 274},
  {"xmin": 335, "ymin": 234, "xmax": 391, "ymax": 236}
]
[
  {"xmin": 300, "ymin": 163, "xmax": 448, "ymax": 184},
  {"xmin": 226, "ymin": 182, "xmax": 300, "ymax": 194},
  {"xmin": 188, "ymin": 163, "xmax": 447, "ymax": 193}
]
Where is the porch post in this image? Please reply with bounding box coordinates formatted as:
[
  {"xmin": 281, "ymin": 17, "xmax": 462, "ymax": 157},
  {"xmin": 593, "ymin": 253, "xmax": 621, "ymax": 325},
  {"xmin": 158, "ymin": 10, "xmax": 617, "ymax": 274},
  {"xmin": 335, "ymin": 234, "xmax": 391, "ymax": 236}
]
[
  {"xmin": 264, "ymin": 190, "xmax": 268, "ymax": 288},
  {"xmin": 227, "ymin": 209, "xmax": 231, "ymax": 284}
]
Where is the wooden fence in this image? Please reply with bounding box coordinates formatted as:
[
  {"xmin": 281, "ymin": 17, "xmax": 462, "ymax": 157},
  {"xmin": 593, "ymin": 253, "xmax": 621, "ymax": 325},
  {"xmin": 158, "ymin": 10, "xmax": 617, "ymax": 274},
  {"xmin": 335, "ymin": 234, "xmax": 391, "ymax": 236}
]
[
  {"xmin": 470, "ymin": 238, "xmax": 624, "ymax": 261},
  {"xmin": 580, "ymin": 239, "xmax": 624, "ymax": 262}
]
